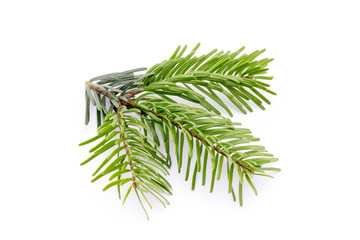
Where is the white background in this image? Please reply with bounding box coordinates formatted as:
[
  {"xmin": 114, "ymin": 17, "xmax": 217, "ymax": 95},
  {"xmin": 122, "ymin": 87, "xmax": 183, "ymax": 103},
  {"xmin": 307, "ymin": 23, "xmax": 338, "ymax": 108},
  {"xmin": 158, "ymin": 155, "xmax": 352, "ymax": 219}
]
[{"xmin": 1, "ymin": 0, "xmax": 359, "ymax": 239}]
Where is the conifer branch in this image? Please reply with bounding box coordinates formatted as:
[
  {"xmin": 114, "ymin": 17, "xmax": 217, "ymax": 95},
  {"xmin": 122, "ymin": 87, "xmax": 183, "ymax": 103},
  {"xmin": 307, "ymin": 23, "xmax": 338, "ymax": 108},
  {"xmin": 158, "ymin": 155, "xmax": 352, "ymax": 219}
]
[
  {"xmin": 116, "ymin": 109, "xmax": 137, "ymax": 189},
  {"xmin": 80, "ymin": 44, "xmax": 280, "ymax": 219},
  {"xmin": 87, "ymin": 81, "xmax": 254, "ymax": 173}
]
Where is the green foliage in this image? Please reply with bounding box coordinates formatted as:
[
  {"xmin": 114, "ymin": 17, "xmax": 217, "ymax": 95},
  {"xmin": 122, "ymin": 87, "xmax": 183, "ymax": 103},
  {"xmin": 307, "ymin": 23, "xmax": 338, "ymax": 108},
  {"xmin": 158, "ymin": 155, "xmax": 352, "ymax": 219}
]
[
  {"xmin": 80, "ymin": 44, "xmax": 280, "ymax": 219},
  {"xmin": 80, "ymin": 108, "xmax": 171, "ymax": 220},
  {"xmin": 142, "ymin": 43, "xmax": 275, "ymax": 116},
  {"xmin": 84, "ymin": 68, "xmax": 152, "ymax": 127}
]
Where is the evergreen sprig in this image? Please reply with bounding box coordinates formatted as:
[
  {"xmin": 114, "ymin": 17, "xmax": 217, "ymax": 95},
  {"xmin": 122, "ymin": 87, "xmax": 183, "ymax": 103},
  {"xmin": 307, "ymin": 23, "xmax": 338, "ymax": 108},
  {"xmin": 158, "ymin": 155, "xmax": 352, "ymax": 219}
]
[{"xmin": 80, "ymin": 44, "xmax": 280, "ymax": 219}]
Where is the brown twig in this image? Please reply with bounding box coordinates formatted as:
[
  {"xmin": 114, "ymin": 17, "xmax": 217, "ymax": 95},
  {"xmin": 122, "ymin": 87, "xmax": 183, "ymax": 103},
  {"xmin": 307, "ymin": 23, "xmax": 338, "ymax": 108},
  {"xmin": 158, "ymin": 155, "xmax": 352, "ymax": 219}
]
[
  {"xmin": 162, "ymin": 118, "xmax": 251, "ymax": 171},
  {"xmin": 86, "ymin": 80, "xmax": 138, "ymax": 108},
  {"xmin": 124, "ymin": 91, "xmax": 142, "ymax": 99},
  {"xmin": 243, "ymin": 75, "xmax": 254, "ymax": 79},
  {"xmin": 116, "ymin": 109, "xmax": 137, "ymax": 188}
]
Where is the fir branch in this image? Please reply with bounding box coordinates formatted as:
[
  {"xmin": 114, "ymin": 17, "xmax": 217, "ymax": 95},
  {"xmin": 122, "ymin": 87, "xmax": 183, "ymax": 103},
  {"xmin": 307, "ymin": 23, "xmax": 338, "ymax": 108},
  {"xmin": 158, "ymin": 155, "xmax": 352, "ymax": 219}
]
[
  {"xmin": 87, "ymin": 83, "xmax": 263, "ymax": 174},
  {"xmin": 80, "ymin": 44, "xmax": 280, "ymax": 219},
  {"xmin": 116, "ymin": 109, "xmax": 137, "ymax": 189},
  {"xmin": 141, "ymin": 44, "xmax": 275, "ymax": 115},
  {"xmin": 79, "ymin": 107, "xmax": 171, "ymax": 219},
  {"xmin": 134, "ymin": 97, "xmax": 278, "ymax": 184}
]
